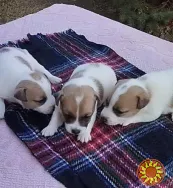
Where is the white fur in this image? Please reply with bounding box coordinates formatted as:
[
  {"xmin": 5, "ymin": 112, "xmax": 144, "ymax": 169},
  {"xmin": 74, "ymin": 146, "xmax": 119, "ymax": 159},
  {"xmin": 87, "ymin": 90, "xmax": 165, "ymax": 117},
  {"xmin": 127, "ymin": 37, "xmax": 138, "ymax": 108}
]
[
  {"xmin": 101, "ymin": 69, "xmax": 173, "ymax": 126},
  {"xmin": 41, "ymin": 105, "xmax": 63, "ymax": 136},
  {"xmin": 42, "ymin": 63, "xmax": 117, "ymax": 143},
  {"xmin": 0, "ymin": 47, "xmax": 62, "ymax": 117}
]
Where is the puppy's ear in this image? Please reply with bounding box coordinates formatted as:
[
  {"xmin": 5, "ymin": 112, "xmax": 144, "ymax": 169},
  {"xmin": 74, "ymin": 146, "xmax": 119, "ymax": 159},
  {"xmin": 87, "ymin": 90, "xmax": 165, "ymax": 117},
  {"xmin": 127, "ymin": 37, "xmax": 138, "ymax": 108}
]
[
  {"xmin": 14, "ymin": 88, "xmax": 27, "ymax": 102},
  {"xmin": 55, "ymin": 91, "xmax": 63, "ymax": 106},
  {"xmin": 136, "ymin": 91, "xmax": 150, "ymax": 109}
]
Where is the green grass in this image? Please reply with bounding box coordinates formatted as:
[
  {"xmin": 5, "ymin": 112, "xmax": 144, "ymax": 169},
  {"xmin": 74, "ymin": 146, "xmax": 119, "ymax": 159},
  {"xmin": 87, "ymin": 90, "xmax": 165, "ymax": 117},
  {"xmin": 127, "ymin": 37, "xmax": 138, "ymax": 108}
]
[{"xmin": 92, "ymin": 0, "xmax": 173, "ymax": 41}]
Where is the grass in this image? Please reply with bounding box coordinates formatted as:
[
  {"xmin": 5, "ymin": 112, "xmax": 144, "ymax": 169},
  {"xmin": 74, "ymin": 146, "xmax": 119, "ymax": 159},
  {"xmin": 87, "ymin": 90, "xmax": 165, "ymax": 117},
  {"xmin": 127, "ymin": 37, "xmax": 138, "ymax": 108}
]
[{"xmin": 0, "ymin": 0, "xmax": 173, "ymax": 41}]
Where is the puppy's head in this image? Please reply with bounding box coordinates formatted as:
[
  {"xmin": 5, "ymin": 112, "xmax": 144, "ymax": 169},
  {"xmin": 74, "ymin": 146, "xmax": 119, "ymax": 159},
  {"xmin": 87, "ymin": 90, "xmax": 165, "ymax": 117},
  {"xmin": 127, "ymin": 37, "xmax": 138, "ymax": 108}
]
[
  {"xmin": 101, "ymin": 79, "xmax": 150, "ymax": 125},
  {"xmin": 14, "ymin": 72, "xmax": 55, "ymax": 114},
  {"xmin": 57, "ymin": 84, "xmax": 98, "ymax": 135}
]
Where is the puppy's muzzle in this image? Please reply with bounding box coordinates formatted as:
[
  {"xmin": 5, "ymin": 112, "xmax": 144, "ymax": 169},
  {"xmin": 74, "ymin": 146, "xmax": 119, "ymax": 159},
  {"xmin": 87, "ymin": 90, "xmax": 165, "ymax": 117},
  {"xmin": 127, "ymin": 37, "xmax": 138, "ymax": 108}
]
[{"xmin": 72, "ymin": 129, "xmax": 80, "ymax": 135}]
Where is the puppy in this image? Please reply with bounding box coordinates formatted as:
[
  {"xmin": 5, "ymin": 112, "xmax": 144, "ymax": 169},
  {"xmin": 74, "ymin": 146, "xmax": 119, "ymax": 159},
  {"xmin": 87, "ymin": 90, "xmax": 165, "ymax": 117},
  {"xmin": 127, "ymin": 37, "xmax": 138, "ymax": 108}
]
[
  {"xmin": 42, "ymin": 63, "xmax": 117, "ymax": 143},
  {"xmin": 0, "ymin": 47, "xmax": 62, "ymax": 118},
  {"xmin": 101, "ymin": 69, "xmax": 173, "ymax": 126}
]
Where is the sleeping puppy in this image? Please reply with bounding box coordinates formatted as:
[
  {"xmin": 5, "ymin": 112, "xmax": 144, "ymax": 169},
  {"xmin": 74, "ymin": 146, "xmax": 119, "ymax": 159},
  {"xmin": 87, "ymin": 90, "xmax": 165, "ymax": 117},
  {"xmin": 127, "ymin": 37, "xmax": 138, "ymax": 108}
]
[
  {"xmin": 42, "ymin": 63, "xmax": 117, "ymax": 143},
  {"xmin": 101, "ymin": 69, "xmax": 173, "ymax": 126},
  {"xmin": 0, "ymin": 47, "xmax": 62, "ymax": 118}
]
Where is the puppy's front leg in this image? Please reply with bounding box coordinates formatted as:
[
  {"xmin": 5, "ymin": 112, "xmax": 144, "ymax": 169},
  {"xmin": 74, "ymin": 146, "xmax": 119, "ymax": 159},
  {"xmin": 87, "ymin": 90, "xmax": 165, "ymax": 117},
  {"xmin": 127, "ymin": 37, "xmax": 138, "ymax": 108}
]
[
  {"xmin": 77, "ymin": 116, "xmax": 95, "ymax": 143},
  {"xmin": 77, "ymin": 104, "xmax": 97, "ymax": 143},
  {"xmin": 42, "ymin": 105, "xmax": 63, "ymax": 137},
  {"xmin": 0, "ymin": 99, "xmax": 5, "ymax": 119}
]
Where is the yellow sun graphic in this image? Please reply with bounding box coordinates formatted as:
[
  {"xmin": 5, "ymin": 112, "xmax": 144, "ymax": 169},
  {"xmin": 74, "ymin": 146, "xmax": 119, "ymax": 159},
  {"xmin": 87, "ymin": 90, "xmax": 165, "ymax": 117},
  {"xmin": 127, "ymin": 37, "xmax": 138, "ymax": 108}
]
[{"xmin": 137, "ymin": 159, "xmax": 165, "ymax": 186}]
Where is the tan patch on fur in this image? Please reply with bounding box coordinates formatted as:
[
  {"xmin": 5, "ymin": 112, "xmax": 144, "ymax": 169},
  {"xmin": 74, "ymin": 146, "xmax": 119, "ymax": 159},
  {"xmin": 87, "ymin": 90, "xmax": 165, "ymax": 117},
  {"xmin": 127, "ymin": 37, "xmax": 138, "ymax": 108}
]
[
  {"xmin": 78, "ymin": 86, "xmax": 96, "ymax": 117},
  {"xmin": 91, "ymin": 77, "xmax": 104, "ymax": 104},
  {"xmin": 14, "ymin": 80, "xmax": 46, "ymax": 109},
  {"xmin": 70, "ymin": 70, "xmax": 85, "ymax": 79},
  {"xmin": 0, "ymin": 47, "xmax": 10, "ymax": 53},
  {"xmin": 30, "ymin": 72, "xmax": 42, "ymax": 80},
  {"xmin": 59, "ymin": 85, "xmax": 96, "ymax": 124},
  {"xmin": 113, "ymin": 86, "xmax": 150, "ymax": 117},
  {"xmin": 60, "ymin": 85, "xmax": 78, "ymax": 118},
  {"xmin": 70, "ymin": 64, "xmax": 100, "ymax": 80},
  {"xmin": 15, "ymin": 56, "xmax": 32, "ymax": 70}
]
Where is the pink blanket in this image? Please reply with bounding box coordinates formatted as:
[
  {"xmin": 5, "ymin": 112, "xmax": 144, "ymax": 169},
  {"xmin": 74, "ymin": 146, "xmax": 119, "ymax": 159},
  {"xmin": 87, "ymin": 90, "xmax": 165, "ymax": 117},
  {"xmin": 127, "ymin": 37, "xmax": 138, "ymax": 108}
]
[{"xmin": 0, "ymin": 4, "xmax": 173, "ymax": 188}]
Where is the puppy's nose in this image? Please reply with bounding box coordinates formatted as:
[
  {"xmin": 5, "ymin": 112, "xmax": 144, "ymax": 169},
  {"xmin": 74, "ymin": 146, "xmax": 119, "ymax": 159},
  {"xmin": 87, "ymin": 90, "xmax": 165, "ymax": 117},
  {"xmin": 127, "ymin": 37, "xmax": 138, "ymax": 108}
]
[
  {"xmin": 100, "ymin": 116, "xmax": 108, "ymax": 124},
  {"xmin": 72, "ymin": 129, "xmax": 80, "ymax": 135}
]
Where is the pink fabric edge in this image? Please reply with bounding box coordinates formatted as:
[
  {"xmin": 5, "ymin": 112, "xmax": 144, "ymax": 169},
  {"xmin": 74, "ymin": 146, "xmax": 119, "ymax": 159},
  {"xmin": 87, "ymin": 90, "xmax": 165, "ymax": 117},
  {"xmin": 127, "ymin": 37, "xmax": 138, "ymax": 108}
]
[{"xmin": 0, "ymin": 4, "xmax": 173, "ymax": 188}]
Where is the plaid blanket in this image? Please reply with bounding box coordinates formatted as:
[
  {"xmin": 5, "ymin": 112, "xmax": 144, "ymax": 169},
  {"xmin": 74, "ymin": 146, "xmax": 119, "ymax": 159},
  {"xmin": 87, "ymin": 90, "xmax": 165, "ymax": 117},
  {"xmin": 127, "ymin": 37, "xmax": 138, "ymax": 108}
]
[{"xmin": 3, "ymin": 30, "xmax": 173, "ymax": 188}]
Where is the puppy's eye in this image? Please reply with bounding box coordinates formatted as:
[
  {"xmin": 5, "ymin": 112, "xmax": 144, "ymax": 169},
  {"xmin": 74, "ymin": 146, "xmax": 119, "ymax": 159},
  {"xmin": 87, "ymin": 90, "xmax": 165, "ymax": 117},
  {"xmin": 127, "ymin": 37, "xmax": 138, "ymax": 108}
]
[
  {"xmin": 64, "ymin": 113, "xmax": 75, "ymax": 123},
  {"xmin": 65, "ymin": 114, "xmax": 74, "ymax": 119},
  {"xmin": 34, "ymin": 97, "xmax": 47, "ymax": 104},
  {"xmin": 113, "ymin": 108, "xmax": 128, "ymax": 115},
  {"xmin": 82, "ymin": 114, "xmax": 92, "ymax": 119},
  {"xmin": 79, "ymin": 114, "xmax": 92, "ymax": 127}
]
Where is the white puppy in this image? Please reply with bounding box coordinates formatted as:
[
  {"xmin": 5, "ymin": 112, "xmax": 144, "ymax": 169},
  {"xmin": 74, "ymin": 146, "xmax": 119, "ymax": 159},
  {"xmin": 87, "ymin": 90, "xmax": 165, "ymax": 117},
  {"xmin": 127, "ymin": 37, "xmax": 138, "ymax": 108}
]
[
  {"xmin": 101, "ymin": 68, "xmax": 173, "ymax": 126},
  {"xmin": 42, "ymin": 63, "xmax": 117, "ymax": 143},
  {"xmin": 0, "ymin": 47, "xmax": 62, "ymax": 118}
]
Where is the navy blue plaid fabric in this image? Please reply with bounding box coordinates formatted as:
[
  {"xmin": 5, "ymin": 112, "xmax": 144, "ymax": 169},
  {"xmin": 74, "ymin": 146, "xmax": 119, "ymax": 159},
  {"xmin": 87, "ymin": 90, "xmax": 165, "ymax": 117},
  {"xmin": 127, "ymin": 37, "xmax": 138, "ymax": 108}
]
[{"xmin": 2, "ymin": 30, "xmax": 173, "ymax": 188}]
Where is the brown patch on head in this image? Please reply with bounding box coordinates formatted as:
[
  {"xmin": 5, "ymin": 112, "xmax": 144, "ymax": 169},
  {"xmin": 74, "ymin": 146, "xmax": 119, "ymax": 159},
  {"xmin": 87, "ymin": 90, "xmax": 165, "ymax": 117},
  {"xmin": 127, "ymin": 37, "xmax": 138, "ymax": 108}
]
[
  {"xmin": 58, "ymin": 85, "xmax": 97, "ymax": 126},
  {"xmin": 70, "ymin": 70, "xmax": 85, "ymax": 79},
  {"xmin": 14, "ymin": 80, "xmax": 47, "ymax": 109},
  {"xmin": 113, "ymin": 86, "xmax": 150, "ymax": 117},
  {"xmin": 58, "ymin": 85, "xmax": 78, "ymax": 124},
  {"xmin": 0, "ymin": 47, "xmax": 10, "ymax": 53},
  {"xmin": 30, "ymin": 72, "xmax": 42, "ymax": 80},
  {"xmin": 78, "ymin": 86, "xmax": 97, "ymax": 127},
  {"xmin": 15, "ymin": 56, "xmax": 32, "ymax": 70}
]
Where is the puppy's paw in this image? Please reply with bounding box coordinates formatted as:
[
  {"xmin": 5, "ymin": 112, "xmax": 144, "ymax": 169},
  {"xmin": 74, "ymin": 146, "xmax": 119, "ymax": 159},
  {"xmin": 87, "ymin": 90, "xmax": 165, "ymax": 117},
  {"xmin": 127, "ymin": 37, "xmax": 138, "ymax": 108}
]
[
  {"xmin": 77, "ymin": 132, "xmax": 92, "ymax": 143},
  {"xmin": 49, "ymin": 76, "xmax": 62, "ymax": 84},
  {"xmin": 41, "ymin": 125, "xmax": 57, "ymax": 137}
]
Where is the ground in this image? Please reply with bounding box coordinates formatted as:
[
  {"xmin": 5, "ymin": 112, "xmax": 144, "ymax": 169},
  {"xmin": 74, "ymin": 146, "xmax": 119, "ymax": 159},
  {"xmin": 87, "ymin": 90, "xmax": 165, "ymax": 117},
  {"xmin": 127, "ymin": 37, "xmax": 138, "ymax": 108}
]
[{"xmin": 0, "ymin": 0, "xmax": 173, "ymax": 41}]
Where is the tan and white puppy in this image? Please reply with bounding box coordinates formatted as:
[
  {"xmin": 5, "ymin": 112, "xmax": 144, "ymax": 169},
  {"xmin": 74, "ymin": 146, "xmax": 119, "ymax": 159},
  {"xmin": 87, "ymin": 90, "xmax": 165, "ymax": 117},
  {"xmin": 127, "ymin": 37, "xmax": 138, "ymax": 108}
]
[
  {"xmin": 0, "ymin": 47, "xmax": 62, "ymax": 118},
  {"xmin": 42, "ymin": 63, "xmax": 117, "ymax": 143},
  {"xmin": 101, "ymin": 68, "xmax": 173, "ymax": 126}
]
